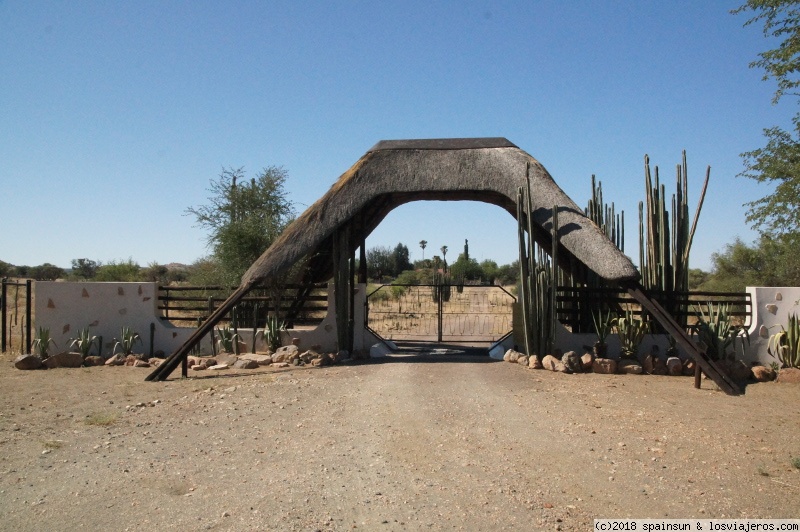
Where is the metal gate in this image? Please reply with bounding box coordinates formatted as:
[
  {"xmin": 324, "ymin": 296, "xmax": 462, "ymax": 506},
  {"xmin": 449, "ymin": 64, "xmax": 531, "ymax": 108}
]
[{"xmin": 366, "ymin": 284, "xmax": 515, "ymax": 343}]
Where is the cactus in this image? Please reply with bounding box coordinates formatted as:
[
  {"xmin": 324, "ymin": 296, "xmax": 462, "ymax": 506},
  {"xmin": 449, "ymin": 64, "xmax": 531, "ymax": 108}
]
[
  {"xmin": 638, "ymin": 152, "xmax": 709, "ymax": 327},
  {"xmin": 517, "ymin": 164, "xmax": 559, "ymax": 357}
]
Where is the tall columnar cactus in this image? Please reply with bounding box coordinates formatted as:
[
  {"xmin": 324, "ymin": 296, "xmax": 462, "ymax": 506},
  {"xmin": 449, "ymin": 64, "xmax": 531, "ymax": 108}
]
[
  {"xmin": 586, "ymin": 174, "xmax": 624, "ymax": 251},
  {"xmin": 517, "ymin": 165, "xmax": 559, "ymax": 357},
  {"xmin": 638, "ymin": 152, "xmax": 709, "ymax": 327}
]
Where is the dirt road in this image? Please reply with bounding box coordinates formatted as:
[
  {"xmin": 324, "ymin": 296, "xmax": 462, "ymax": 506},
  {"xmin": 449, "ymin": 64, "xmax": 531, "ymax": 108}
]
[{"xmin": 1, "ymin": 350, "xmax": 798, "ymax": 531}]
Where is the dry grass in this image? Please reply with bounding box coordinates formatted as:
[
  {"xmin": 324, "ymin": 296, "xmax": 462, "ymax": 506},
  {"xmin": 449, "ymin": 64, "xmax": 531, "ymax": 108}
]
[{"xmin": 84, "ymin": 411, "xmax": 118, "ymax": 426}]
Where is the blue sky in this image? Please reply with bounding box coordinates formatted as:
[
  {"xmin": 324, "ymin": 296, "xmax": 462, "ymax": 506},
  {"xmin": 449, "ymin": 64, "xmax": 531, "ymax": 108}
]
[{"xmin": 0, "ymin": 1, "xmax": 791, "ymax": 272}]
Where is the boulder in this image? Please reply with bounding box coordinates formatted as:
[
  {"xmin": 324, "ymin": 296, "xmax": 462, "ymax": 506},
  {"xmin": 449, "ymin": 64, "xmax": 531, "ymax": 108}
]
[
  {"xmin": 148, "ymin": 357, "xmax": 165, "ymax": 368},
  {"xmin": 233, "ymin": 359, "xmax": 259, "ymax": 370},
  {"xmin": 652, "ymin": 358, "xmax": 668, "ymax": 376},
  {"xmin": 505, "ymin": 349, "xmax": 521, "ymax": 363},
  {"xmin": 300, "ymin": 350, "xmax": 319, "ymax": 363},
  {"xmin": 528, "ymin": 355, "xmax": 543, "ymax": 369},
  {"xmin": 580, "ymin": 352, "xmax": 594, "ymax": 372},
  {"xmin": 84, "ymin": 355, "xmax": 105, "ymax": 367},
  {"xmin": 561, "ymin": 351, "xmax": 582, "ymax": 373},
  {"xmin": 517, "ymin": 355, "xmax": 529, "ymax": 366},
  {"xmin": 592, "ymin": 358, "xmax": 617, "ymax": 374},
  {"xmin": 718, "ymin": 359, "xmax": 751, "ymax": 382},
  {"xmin": 104, "ymin": 353, "xmax": 126, "ymax": 366},
  {"xmin": 124, "ymin": 355, "xmax": 139, "ymax": 366},
  {"xmin": 238, "ymin": 353, "xmax": 272, "ymax": 366},
  {"xmin": 14, "ymin": 354, "xmax": 43, "ymax": 370},
  {"xmin": 542, "ymin": 354, "xmax": 568, "ymax": 373},
  {"xmin": 208, "ymin": 363, "xmax": 229, "ymax": 371},
  {"xmin": 272, "ymin": 345, "xmax": 299, "ymax": 364},
  {"xmin": 776, "ymin": 367, "xmax": 800, "ymax": 384},
  {"xmin": 191, "ymin": 364, "xmax": 205, "ymax": 371},
  {"xmin": 751, "ymin": 365, "xmax": 776, "ymax": 382},
  {"xmin": 132, "ymin": 359, "xmax": 151, "ymax": 368},
  {"xmin": 618, "ymin": 359, "xmax": 643, "ymax": 374},
  {"xmin": 666, "ymin": 357, "xmax": 683, "ymax": 376},
  {"xmin": 44, "ymin": 351, "xmax": 83, "ymax": 369},
  {"xmin": 213, "ymin": 352, "xmax": 238, "ymax": 366}
]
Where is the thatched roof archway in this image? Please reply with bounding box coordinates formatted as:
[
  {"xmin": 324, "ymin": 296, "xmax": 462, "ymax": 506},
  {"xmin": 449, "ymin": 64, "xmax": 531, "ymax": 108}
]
[{"xmin": 147, "ymin": 138, "xmax": 740, "ymax": 395}]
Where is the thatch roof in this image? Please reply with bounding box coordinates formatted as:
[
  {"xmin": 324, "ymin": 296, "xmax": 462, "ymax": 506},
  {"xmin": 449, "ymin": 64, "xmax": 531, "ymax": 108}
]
[{"xmin": 241, "ymin": 137, "xmax": 638, "ymax": 288}]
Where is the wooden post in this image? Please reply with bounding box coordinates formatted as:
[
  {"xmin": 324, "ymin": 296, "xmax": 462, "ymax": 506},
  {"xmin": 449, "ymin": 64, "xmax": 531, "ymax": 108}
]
[
  {"xmin": 1, "ymin": 278, "xmax": 6, "ymax": 352},
  {"xmin": 25, "ymin": 280, "xmax": 32, "ymax": 355}
]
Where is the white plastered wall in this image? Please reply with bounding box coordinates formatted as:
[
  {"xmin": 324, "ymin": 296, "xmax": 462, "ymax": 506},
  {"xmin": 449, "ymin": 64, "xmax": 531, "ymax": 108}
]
[{"xmin": 34, "ymin": 281, "xmax": 379, "ymax": 357}]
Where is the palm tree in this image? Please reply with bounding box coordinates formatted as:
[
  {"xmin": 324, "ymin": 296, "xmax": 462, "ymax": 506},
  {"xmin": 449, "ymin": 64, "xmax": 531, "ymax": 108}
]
[
  {"xmin": 419, "ymin": 240, "xmax": 427, "ymax": 261},
  {"xmin": 440, "ymin": 245, "xmax": 448, "ymax": 272}
]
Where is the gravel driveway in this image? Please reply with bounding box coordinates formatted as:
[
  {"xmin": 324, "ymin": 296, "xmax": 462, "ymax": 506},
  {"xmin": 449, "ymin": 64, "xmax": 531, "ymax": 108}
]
[{"xmin": 1, "ymin": 349, "xmax": 798, "ymax": 531}]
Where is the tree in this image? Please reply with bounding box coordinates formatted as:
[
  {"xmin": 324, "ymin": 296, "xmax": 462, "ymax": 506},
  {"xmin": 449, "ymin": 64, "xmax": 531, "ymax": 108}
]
[
  {"xmin": 29, "ymin": 263, "xmax": 64, "ymax": 281},
  {"xmin": 698, "ymin": 234, "xmax": 800, "ymax": 291},
  {"xmin": 480, "ymin": 259, "xmax": 500, "ymax": 284},
  {"xmin": 186, "ymin": 166, "xmax": 295, "ymax": 285},
  {"xmin": 0, "ymin": 259, "xmax": 11, "ymax": 277},
  {"xmin": 734, "ymin": 1, "xmax": 800, "ymax": 237},
  {"xmin": 71, "ymin": 258, "xmax": 99, "ymax": 279},
  {"xmin": 95, "ymin": 258, "xmax": 141, "ymax": 282},
  {"xmin": 419, "ymin": 240, "xmax": 427, "ymax": 261},
  {"xmin": 391, "ymin": 243, "xmax": 412, "ymax": 276},
  {"xmin": 440, "ymin": 246, "xmax": 448, "ymax": 272},
  {"xmin": 367, "ymin": 246, "xmax": 394, "ymax": 281}
]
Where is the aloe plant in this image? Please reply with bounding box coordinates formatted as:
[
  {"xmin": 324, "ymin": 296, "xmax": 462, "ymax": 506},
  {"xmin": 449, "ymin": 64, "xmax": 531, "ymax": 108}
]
[
  {"xmin": 592, "ymin": 308, "xmax": 614, "ymax": 357},
  {"xmin": 261, "ymin": 315, "xmax": 286, "ymax": 353},
  {"xmin": 614, "ymin": 310, "xmax": 649, "ymax": 359},
  {"xmin": 113, "ymin": 327, "xmax": 142, "ymax": 356},
  {"xmin": 215, "ymin": 325, "xmax": 240, "ymax": 353},
  {"xmin": 33, "ymin": 327, "xmax": 57, "ymax": 359},
  {"xmin": 69, "ymin": 327, "xmax": 99, "ymax": 358},
  {"xmin": 690, "ymin": 303, "xmax": 748, "ymax": 362},
  {"xmin": 767, "ymin": 312, "xmax": 800, "ymax": 369}
]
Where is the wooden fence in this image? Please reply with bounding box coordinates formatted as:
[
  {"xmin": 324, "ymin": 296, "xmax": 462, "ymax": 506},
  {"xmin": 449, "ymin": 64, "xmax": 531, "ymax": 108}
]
[
  {"xmin": 556, "ymin": 286, "xmax": 751, "ymax": 334},
  {"xmin": 157, "ymin": 283, "xmax": 329, "ymax": 328}
]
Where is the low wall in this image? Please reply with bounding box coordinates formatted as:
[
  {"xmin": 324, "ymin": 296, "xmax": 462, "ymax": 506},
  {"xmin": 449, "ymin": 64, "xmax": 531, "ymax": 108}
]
[
  {"xmin": 497, "ymin": 287, "xmax": 800, "ymax": 365},
  {"xmin": 34, "ymin": 282, "xmax": 380, "ymax": 357},
  {"xmin": 34, "ymin": 282, "xmax": 800, "ymax": 363}
]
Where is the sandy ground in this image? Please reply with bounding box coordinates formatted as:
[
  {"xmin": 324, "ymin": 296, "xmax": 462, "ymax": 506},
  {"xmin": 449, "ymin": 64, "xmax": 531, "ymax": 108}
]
[{"xmin": 1, "ymin": 349, "xmax": 799, "ymax": 531}]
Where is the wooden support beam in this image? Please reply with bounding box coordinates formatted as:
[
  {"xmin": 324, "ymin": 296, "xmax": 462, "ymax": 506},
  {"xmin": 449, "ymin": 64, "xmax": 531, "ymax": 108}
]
[
  {"xmin": 146, "ymin": 284, "xmax": 252, "ymax": 381},
  {"xmin": 622, "ymin": 281, "xmax": 742, "ymax": 396}
]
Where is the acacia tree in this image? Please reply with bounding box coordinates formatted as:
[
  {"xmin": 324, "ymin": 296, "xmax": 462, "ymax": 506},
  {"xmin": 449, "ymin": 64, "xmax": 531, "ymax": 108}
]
[
  {"xmin": 735, "ymin": 1, "xmax": 800, "ymax": 237},
  {"xmin": 186, "ymin": 166, "xmax": 295, "ymax": 286}
]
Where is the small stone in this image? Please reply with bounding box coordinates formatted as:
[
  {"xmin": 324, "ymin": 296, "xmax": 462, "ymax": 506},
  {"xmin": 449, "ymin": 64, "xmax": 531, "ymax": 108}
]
[
  {"xmin": 84, "ymin": 355, "xmax": 104, "ymax": 367},
  {"xmin": 618, "ymin": 359, "xmax": 643, "ymax": 374},
  {"xmin": 517, "ymin": 355, "xmax": 529, "ymax": 366},
  {"xmin": 233, "ymin": 359, "xmax": 259, "ymax": 370},
  {"xmin": 191, "ymin": 364, "xmax": 204, "ymax": 371},
  {"xmin": 592, "ymin": 358, "xmax": 617, "ymax": 374},
  {"xmin": 561, "ymin": 351, "xmax": 582, "ymax": 373},
  {"xmin": 666, "ymin": 357, "xmax": 683, "ymax": 376},
  {"xmin": 208, "ymin": 364, "xmax": 229, "ymax": 371},
  {"xmin": 104, "ymin": 353, "xmax": 126, "ymax": 366},
  {"xmin": 751, "ymin": 366, "xmax": 776, "ymax": 382},
  {"xmin": 528, "ymin": 355, "xmax": 543, "ymax": 369},
  {"xmin": 580, "ymin": 352, "xmax": 594, "ymax": 372}
]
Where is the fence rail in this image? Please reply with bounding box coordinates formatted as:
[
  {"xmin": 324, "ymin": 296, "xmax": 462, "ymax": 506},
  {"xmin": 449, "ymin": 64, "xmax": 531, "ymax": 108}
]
[
  {"xmin": 556, "ymin": 286, "xmax": 752, "ymax": 333},
  {"xmin": 157, "ymin": 283, "xmax": 329, "ymax": 328}
]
